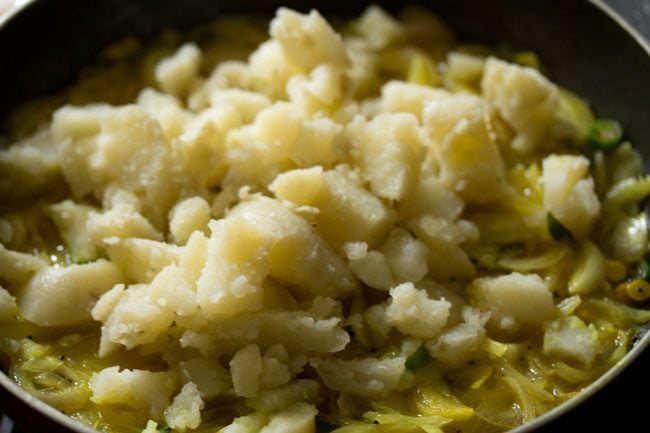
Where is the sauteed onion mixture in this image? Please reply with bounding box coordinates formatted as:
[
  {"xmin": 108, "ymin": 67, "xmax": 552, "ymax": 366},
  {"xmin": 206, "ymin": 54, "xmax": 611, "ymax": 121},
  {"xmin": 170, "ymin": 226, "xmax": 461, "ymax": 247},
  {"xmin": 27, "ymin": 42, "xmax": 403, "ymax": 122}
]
[{"xmin": 1, "ymin": 6, "xmax": 649, "ymax": 433}]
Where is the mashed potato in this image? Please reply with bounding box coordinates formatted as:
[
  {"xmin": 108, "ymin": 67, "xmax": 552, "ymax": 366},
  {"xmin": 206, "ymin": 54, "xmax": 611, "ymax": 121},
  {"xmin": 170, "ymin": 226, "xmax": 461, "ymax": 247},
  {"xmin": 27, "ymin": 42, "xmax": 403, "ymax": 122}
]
[{"xmin": 1, "ymin": 6, "xmax": 649, "ymax": 433}]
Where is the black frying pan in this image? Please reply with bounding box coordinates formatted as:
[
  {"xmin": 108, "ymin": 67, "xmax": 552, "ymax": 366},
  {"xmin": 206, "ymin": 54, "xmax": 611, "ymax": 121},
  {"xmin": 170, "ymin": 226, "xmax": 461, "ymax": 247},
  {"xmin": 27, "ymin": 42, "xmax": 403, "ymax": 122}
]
[{"xmin": 0, "ymin": 1, "xmax": 649, "ymax": 432}]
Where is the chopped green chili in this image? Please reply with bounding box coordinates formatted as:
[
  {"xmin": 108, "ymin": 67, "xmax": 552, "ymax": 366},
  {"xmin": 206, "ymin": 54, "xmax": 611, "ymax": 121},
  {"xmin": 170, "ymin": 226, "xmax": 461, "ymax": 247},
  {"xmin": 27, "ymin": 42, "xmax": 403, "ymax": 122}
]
[
  {"xmin": 547, "ymin": 212, "xmax": 573, "ymax": 241},
  {"xmin": 405, "ymin": 345, "xmax": 432, "ymax": 371},
  {"xmin": 587, "ymin": 119, "xmax": 623, "ymax": 150}
]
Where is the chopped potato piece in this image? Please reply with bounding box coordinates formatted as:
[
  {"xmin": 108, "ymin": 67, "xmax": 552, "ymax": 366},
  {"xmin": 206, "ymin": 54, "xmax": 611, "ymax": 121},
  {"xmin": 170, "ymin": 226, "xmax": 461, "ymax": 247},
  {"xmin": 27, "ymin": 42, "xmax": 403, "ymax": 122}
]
[
  {"xmin": 311, "ymin": 356, "xmax": 406, "ymax": 397},
  {"xmin": 0, "ymin": 244, "xmax": 47, "ymax": 287},
  {"xmin": 19, "ymin": 260, "xmax": 124, "ymax": 327},
  {"xmin": 347, "ymin": 113, "xmax": 423, "ymax": 201},
  {"xmin": 169, "ymin": 196, "xmax": 211, "ymax": 245},
  {"xmin": 107, "ymin": 238, "xmax": 181, "ymax": 283},
  {"xmin": 423, "ymin": 94, "xmax": 507, "ymax": 204},
  {"xmin": 155, "ymin": 43, "xmax": 202, "ymax": 97},
  {"xmin": 270, "ymin": 167, "xmax": 395, "ymax": 248},
  {"xmin": 91, "ymin": 367, "xmax": 177, "ymax": 420},
  {"xmin": 482, "ymin": 57, "xmax": 559, "ymax": 153},
  {"xmin": 164, "ymin": 382, "xmax": 204, "ymax": 432},
  {"xmin": 270, "ymin": 8, "xmax": 350, "ymax": 71},
  {"xmin": 541, "ymin": 154, "xmax": 600, "ymax": 239},
  {"xmin": 386, "ymin": 282, "xmax": 451, "ymax": 339},
  {"xmin": 469, "ymin": 272, "xmax": 557, "ymax": 331}
]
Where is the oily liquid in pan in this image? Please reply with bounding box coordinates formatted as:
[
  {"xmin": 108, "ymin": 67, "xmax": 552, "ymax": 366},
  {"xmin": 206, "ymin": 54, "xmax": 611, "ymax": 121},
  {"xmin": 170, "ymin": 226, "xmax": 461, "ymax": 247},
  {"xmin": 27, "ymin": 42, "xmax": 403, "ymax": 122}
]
[{"xmin": 1, "ymin": 5, "xmax": 650, "ymax": 433}]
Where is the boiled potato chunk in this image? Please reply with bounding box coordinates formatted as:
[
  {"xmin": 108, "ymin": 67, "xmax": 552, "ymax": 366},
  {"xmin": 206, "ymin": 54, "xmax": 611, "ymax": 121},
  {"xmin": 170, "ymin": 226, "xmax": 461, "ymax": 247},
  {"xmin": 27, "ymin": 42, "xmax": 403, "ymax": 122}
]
[
  {"xmin": 0, "ymin": 130, "xmax": 63, "ymax": 209},
  {"xmin": 423, "ymin": 94, "xmax": 506, "ymax": 204},
  {"xmin": 347, "ymin": 113, "xmax": 423, "ymax": 201},
  {"xmin": 541, "ymin": 154, "xmax": 600, "ymax": 239},
  {"xmin": 482, "ymin": 57, "xmax": 559, "ymax": 153},
  {"xmin": 385, "ymin": 282, "xmax": 451, "ymax": 339},
  {"xmin": 469, "ymin": 272, "xmax": 557, "ymax": 332},
  {"xmin": 270, "ymin": 8, "xmax": 350, "ymax": 71},
  {"xmin": 169, "ymin": 196, "xmax": 211, "ymax": 245},
  {"xmin": 107, "ymin": 238, "xmax": 181, "ymax": 283},
  {"xmin": 259, "ymin": 403, "xmax": 317, "ymax": 433},
  {"xmin": 270, "ymin": 166, "xmax": 395, "ymax": 248},
  {"xmin": 53, "ymin": 104, "xmax": 179, "ymax": 228},
  {"xmin": 311, "ymin": 356, "xmax": 405, "ymax": 397},
  {"xmin": 0, "ymin": 244, "xmax": 47, "ymax": 288},
  {"xmin": 49, "ymin": 200, "xmax": 98, "ymax": 262},
  {"xmin": 230, "ymin": 344, "xmax": 263, "ymax": 398},
  {"xmin": 196, "ymin": 197, "xmax": 358, "ymax": 319},
  {"xmin": 381, "ymin": 80, "xmax": 447, "ymax": 118},
  {"xmin": 381, "ymin": 228, "xmax": 429, "ymax": 284},
  {"xmin": 91, "ymin": 366, "xmax": 177, "ymax": 420},
  {"xmin": 19, "ymin": 260, "xmax": 124, "ymax": 326},
  {"xmin": 155, "ymin": 43, "xmax": 202, "ymax": 97},
  {"xmin": 164, "ymin": 382, "xmax": 204, "ymax": 432}
]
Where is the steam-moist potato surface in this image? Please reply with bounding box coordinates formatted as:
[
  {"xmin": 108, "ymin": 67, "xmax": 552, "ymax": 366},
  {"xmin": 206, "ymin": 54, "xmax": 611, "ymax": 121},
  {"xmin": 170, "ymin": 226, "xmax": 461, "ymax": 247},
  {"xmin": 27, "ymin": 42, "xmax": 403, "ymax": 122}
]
[{"xmin": 1, "ymin": 5, "xmax": 650, "ymax": 433}]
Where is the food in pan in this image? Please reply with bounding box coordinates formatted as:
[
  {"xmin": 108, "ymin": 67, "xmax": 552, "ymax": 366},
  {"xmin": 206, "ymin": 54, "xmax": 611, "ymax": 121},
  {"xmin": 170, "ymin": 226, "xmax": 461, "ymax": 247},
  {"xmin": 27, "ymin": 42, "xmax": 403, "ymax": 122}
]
[{"xmin": 1, "ymin": 5, "xmax": 649, "ymax": 433}]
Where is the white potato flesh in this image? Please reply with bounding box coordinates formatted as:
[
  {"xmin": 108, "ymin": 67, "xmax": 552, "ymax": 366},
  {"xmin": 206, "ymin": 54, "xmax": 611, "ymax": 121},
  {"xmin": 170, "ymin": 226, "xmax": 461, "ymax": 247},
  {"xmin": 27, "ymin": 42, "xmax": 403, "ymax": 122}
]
[
  {"xmin": 230, "ymin": 344, "xmax": 263, "ymax": 398},
  {"xmin": 381, "ymin": 80, "xmax": 448, "ymax": 118},
  {"xmin": 169, "ymin": 196, "xmax": 211, "ymax": 245},
  {"xmin": 348, "ymin": 250, "xmax": 395, "ymax": 291},
  {"xmin": 543, "ymin": 316, "xmax": 602, "ymax": 367},
  {"xmin": 196, "ymin": 197, "xmax": 358, "ymax": 319},
  {"xmin": 210, "ymin": 311, "xmax": 349, "ymax": 355},
  {"xmin": 270, "ymin": 167, "xmax": 395, "ymax": 249},
  {"xmin": 259, "ymin": 403, "xmax": 317, "ymax": 433},
  {"xmin": 398, "ymin": 174, "xmax": 464, "ymax": 221},
  {"xmin": 53, "ymin": 104, "xmax": 179, "ymax": 228},
  {"xmin": 542, "ymin": 154, "xmax": 600, "ymax": 239},
  {"xmin": 0, "ymin": 244, "xmax": 47, "ymax": 287},
  {"xmin": 101, "ymin": 283, "xmax": 175, "ymax": 350},
  {"xmin": 91, "ymin": 366, "xmax": 177, "ymax": 420},
  {"xmin": 409, "ymin": 215, "xmax": 476, "ymax": 281},
  {"xmin": 155, "ymin": 43, "xmax": 202, "ymax": 97},
  {"xmin": 164, "ymin": 382, "xmax": 204, "ymax": 432},
  {"xmin": 482, "ymin": 57, "xmax": 559, "ymax": 153},
  {"xmin": 347, "ymin": 113, "xmax": 423, "ymax": 201},
  {"xmin": 107, "ymin": 238, "xmax": 181, "ymax": 283},
  {"xmin": 270, "ymin": 8, "xmax": 350, "ymax": 71},
  {"xmin": 248, "ymin": 380, "xmax": 321, "ymax": 412},
  {"xmin": 353, "ymin": 5, "xmax": 405, "ymax": 49},
  {"xmin": 49, "ymin": 199, "xmax": 98, "ymax": 262},
  {"xmin": 381, "ymin": 228, "xmax": 429, "ymax": 284},
  {"xmin": 311, "ymin": 356, "xmax": 405, "ymax": 397},
  {"xmin": 19, "ymin": 260, "xmax": 124, "ymax": 326},
  {"xmin": 469, "ymin": 272, "xmax": 557, "ymax": 330},
  {"xmin": 179, "ymin": 357, "xmax": 231, "ymax": 398},
  {"xmin": 423, "ymin": 94, "xmax": 507, "ymax": 204},
  {"xmin": 137, "ymin": 88, "xmax": 191, "ymax": 141},
  {"xmin": 385, "ymin": 282, "xmax": 451, "ymax": 339}
]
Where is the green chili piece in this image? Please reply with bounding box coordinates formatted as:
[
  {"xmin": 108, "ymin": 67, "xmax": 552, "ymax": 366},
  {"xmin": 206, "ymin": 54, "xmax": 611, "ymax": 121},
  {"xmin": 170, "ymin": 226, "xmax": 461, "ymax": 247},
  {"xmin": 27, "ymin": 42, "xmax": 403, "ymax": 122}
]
[
  {"xmin": 405, "ymin": 345, "xmax": 432, "ymax": 371},
  {"xmin": 587, "ymin": 119, "xmax": 623, "ymax": 150},
  {"xmin": 547, "ymin": 212, "xmax": 573, "ymax": 241}
]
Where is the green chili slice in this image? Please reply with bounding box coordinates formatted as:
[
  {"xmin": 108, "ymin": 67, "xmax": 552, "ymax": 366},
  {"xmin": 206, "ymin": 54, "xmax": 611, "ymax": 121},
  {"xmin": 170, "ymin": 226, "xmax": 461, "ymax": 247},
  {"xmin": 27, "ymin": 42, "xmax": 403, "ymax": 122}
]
[
  {"xmin": 405, "ymin": 345, "xmax": 432, "ymax": 371},
  {"xmin": 547, "ymin": 212, "xmax": 573, "ymax": 241},
  {"xmin": 587, "ymin": 119, "xmax": 623, "ymax": 150}
]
